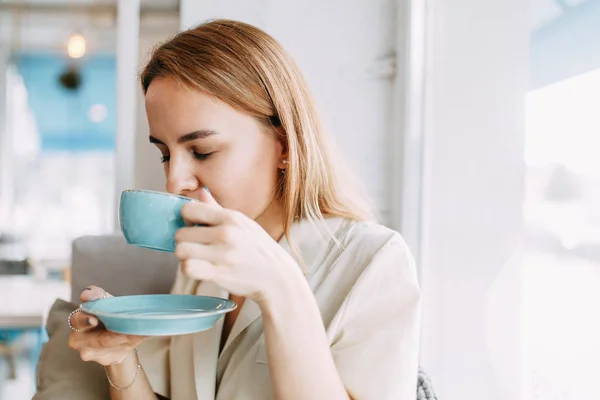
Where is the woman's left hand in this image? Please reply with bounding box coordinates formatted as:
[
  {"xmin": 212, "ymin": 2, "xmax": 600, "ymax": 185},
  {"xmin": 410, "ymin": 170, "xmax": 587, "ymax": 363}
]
[{"xmin": 174, "ymin": 190, "xmax": 302, "ymax": 305}]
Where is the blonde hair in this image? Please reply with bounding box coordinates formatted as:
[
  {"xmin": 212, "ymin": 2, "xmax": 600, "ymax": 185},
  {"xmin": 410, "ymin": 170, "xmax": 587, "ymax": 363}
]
[{"xmin": 140, "ymin": 19, "xmax": 375, "ymax": 239}]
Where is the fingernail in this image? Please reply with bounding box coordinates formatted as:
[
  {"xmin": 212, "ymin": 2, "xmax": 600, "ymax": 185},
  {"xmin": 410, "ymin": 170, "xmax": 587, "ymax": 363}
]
[{"xmin": 85, "ymin": 317, "xmax": 93, "ymax": 326}]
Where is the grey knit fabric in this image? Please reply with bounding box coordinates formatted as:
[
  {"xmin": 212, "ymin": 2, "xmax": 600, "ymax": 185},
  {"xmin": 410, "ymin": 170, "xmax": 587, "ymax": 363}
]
[{"xmin": 417, "ymin": 368, "xmax": 438, "ymax": 400}]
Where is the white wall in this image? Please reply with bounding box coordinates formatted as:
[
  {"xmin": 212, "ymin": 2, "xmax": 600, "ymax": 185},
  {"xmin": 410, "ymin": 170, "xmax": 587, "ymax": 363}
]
[
  {"xmin": 180, "ymin": 0, "xmax": 398, "ymax": 220},
  {"xmin": 418, "ymin": 1, "xmax": 528, "ymax": 399}
]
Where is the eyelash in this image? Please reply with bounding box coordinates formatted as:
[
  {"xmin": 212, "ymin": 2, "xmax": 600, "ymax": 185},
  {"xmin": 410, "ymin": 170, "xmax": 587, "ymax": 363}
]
[{"xmin": 160, "ymin": 151, "xmax": 213, "ymax": 163}]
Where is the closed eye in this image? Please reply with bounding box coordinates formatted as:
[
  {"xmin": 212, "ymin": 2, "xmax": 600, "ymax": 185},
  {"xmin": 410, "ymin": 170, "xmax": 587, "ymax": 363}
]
[
  {"xmin": 160, "ymin": 152, "xmax": 214, "ymax": 163},
  {"xmin": 192, "ymin": 151, "xmax": 214, "ymax": 161}
]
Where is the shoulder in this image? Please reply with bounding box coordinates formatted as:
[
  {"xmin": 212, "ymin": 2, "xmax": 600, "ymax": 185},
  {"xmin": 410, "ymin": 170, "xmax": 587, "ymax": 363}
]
[
  {"xmin": 342, "ymin": 219, "xmax": 407, "ymax": 251},
  {"xmin": 330, "ymin": 220, "xmax": 421, "ymax": 333},
  {"xmin": 286, "ymin": 217, "xmax": 408, "ymax": 274},
  {"xmin": 322, "ymin": 219, "xmax": 421, "ymax": 349},
  {"xmin": 346, "ymin": 220, "xmax": 419, "ymax": 293},
  {"xmin": 334, "ymin": 219, "xmax": 415, "ymax": 279},
  {"xmin": 292, "ymin": 216, "xmax": 408, "ymax": 257},
  {"xmin": 327, "ymin": 222, "xmax": 422, "ymax": 400},
  {"xmin": 303, "ymin": 218, "xmax": 419, "ymax": 309}
]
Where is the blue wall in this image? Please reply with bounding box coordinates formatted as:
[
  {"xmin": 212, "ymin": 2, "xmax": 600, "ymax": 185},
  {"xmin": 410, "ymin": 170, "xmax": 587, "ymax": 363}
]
[{"xmin": 17, "ymin": 53, "xmax": 116, "ymax": 152}]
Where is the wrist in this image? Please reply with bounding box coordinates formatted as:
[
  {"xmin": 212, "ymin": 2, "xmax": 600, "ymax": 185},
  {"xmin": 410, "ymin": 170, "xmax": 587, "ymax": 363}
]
[
  {"xmin": 106, "ymin": 348, "xmax": 137, "ymax": 369},
  {"xmin": 105, "ymin": 349, "xmax": 141, "ymax": 391}
]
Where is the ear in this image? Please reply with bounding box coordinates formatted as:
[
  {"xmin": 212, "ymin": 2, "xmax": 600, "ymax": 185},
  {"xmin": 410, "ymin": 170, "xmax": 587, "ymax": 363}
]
[
  {"xmin": 277, "ymin": 151, "xmax": 288, "ymax": 170},
  {"xmin": 275, "ymin": 126, "xmax": 289, "ymax": 170}
]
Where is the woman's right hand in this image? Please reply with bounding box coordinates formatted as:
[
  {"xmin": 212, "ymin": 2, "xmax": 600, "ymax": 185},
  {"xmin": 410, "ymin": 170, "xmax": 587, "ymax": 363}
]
[{"xmin": 68, "ymin": 286, "xmax": 148, "ymax": 366}]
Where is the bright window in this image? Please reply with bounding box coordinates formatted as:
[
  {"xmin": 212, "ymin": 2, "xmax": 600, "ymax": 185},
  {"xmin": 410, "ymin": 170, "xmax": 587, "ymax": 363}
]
[{"xmin": 523, "ymin": 68, "xmax": 600, "ymax": 399}]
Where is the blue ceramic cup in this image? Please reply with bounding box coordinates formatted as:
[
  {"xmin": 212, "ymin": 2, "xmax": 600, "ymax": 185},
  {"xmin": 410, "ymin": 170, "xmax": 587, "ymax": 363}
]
[{"xmin": 119, "ymin": 189, "xmax": 196, "ymax": 252}]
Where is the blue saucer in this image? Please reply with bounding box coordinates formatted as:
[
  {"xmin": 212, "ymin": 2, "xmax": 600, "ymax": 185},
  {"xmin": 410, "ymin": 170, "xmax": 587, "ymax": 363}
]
[{"xmin": 81, "ymin": 294, "xmax": 237, "ymax": 336}]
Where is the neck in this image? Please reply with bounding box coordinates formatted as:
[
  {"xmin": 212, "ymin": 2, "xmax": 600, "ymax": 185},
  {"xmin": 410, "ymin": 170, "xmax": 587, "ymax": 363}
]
[{"xmin": 255, "ymin": 198, "xmax": 285, "ymax": 242}]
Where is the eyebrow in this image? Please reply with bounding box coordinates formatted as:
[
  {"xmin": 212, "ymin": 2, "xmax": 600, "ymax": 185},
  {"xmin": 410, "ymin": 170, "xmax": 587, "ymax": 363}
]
[{"xmin": 149, "ymin": 130, "xmax": 218, "ymax": 145}]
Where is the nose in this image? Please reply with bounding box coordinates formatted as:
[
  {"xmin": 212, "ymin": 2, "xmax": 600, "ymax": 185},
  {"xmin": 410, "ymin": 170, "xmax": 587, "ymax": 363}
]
[{"xmin": 165, "ymin": 154, "xmax": 200, "ymax": 196}]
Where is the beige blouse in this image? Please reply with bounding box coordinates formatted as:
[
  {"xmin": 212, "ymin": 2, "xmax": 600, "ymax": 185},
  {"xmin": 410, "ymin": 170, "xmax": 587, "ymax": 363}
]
[{"xmin": 137, "ymin": 217, "xmax": 421, "ymax": 400}]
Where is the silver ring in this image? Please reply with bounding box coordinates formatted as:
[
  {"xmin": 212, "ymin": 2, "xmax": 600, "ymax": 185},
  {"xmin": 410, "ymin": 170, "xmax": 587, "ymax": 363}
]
[{"xmin": 68, "ymin": 308, "xmax": 91, "ymax": 333}]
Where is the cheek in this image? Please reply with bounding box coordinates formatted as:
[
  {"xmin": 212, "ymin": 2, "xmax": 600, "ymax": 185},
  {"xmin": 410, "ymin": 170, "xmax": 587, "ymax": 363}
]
[{"xmin": 207, "ymin": 142, "xmax": 280, "ymax": 216}]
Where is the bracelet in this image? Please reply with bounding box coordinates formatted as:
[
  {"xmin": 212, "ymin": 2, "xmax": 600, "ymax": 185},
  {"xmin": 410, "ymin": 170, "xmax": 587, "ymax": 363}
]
[{"xmin": 105, "ymin": 348, "xmax": 141, "ymax": 391}]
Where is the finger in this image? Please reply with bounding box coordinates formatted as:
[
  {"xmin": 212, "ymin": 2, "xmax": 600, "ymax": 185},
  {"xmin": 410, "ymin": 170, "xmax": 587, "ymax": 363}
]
[
  {"xmin": 181, "ymin": 259, "xmax": 221, "ymax": 281},
  {"xmin": 68, "ymin": 328, "xmax": 110, "ymax": 351},
  {"xmin": 80, "ymin": 286, "xmax": 113, "ymax": 302},
  {"xmin": 76, "ymin": 330, "xmax": 131, "ymax": 350},
  {"xmin": 198, "ymin": 186, "xmax": 220, "ymax": 206},
  {"xmin": 80, "ymin": 347, "xmax": 107, "ymax": 362},
  {"xmin": 79, "ymin": 344, "xmax": 118, "ymax": 362},
  {"xmin": 175, "ymin": 225, "xmax": 233, "ymax": 245},
  {"xmin": 180, "ymin": 201, "xmax": 228, "ymax": 226},
  {"xmin": 70, "ymin": 310, "xmax": 99, "ymax": 331},
  {"xmin": 175, "ymin": 242, "xmax": 223, "ymax": 264},
  {"xmin": 93, "ymin": 330, "xmax": 142, "ymax": 349},
  {"xmin": 70, "ymin": 329, "xmax": 143, "ymax": 351}
]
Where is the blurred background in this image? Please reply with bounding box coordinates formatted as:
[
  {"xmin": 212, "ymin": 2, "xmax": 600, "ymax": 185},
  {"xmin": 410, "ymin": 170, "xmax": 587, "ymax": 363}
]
[{"xmin": 0, "ymin": 0, "xmax": 598, "ymax": 399}]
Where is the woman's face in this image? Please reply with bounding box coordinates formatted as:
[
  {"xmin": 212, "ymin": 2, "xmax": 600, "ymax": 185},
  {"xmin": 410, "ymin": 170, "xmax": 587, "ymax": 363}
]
[{"xmin": 145, "ymin": 77, "xmax": 285, "ymax": 220}]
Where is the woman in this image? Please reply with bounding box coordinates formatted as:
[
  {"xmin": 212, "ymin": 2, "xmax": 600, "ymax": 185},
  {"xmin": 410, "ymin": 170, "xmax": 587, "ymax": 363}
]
[{"xmin": 68, "ymin": 19, "xmax": 421, "ymax": 400}]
